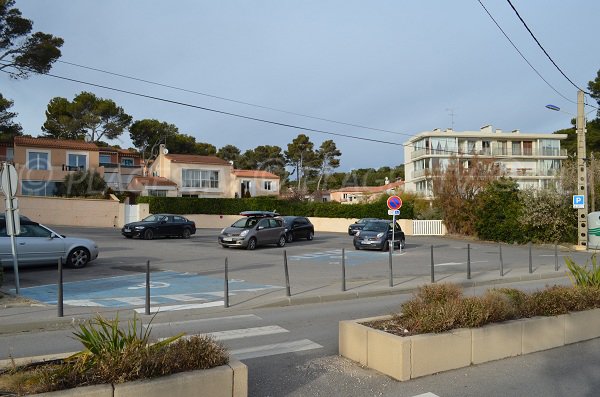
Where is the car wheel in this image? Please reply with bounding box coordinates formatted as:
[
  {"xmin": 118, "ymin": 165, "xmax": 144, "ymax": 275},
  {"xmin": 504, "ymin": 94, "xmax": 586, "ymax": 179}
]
[
  {"xmin": 401, "ymin": 238, "xmax": 406, "ymax": 249},
  {"xmin": 277, "ymin": 235, "xmax": 286, "ymax": 247},
  {"xmin": 354, "ymin": 245, "xmax": 360, "ymax": 250},
  {"xmin": 381, "ymin": 241, "xmax": 389, "ymax": 251},
  {"xmin": 286, "ymin": 233, "xmax": 294, "ymax": 243},
  {"xmin": 124, "ymin": 235, "xmax": 133, "ymax": 239},
  {"xmin": 144, "ymin": 229, "xmax": 154, "ymax": 240},
  {"xmin": 221, "ymin": 244, "xmax": 229, "ymax": 248},
  {"xmin": 247, "ymin": 237, "xmax": 257, "ymax": 250},
  {"xmin": 307, "ymin": 231, "xmax": 314, "ymax": 241},
  {"xmin": 67, "ymin": 247, "xmax": 90, "ymax": 269},
  {"xmin": 182, "ymin": 228, "xmax": 191, "ymax": 239}
]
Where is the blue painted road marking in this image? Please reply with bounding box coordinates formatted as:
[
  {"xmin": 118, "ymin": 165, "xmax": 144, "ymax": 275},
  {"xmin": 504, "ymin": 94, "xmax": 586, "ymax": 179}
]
[{"xmin": 14, "ymin": 271, "xmax": 280, "ymax": 308}]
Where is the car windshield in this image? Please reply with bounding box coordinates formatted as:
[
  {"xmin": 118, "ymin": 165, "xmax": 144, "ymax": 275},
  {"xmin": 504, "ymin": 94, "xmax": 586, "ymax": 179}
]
[
  {"xmin": 363, "ymin": 222, "xmax": 388, "ymax": 232},
  {"xmin": 142, "ymin": 215, "xmax": 167, "ymax": 222},
  {"xmin": 231, "ymin": 217, "xmax": 260, "ymax": 228},
  {"xmin": 358, "ymin": 218, "xmax": 375, "ymax": 224}
]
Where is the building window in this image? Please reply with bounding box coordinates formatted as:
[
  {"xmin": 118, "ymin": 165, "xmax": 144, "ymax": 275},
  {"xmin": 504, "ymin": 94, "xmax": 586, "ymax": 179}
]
[
  {"xmin": 481, "ymin": 141, "xmax": 491, "ymax": 155},
  {"xmin": 99, "ymin": 154, "xmax": 112, "ymax": 164},
  {"xmin": 264, "ymin": 181, "xmax": 272, "ymax": 190},
  {"xmin": 148, "ymin": 189, "xmax": 167, "ymax": 197},
  {"xmin": 512, "ymin": 141, "xmax": 522, "ymax": 155},
  {"xmin": 121, "ymin": 157, "xmax": 134, "ymax": 166},
  {"xmin": 22, "ymin": 181, "xmax": 61, "ymax": 196},
  {"xmin": 6, "ymin": 148, "xmax": 14, "ymax": 161},
  {"xmin": 68, "ymin": 153, "xmax": 87, "ymax": 170},
  {"xmin": 27, "ymin": 151, "xmax": 49, "ymax": 170},
  {"xmin": 182, "ymin": 169, "xmax": 219, "ymax": 188}
]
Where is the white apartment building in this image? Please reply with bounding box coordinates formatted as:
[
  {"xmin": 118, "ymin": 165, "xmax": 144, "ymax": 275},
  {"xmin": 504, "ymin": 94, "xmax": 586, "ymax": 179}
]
[{"xmin": 403, "ymin": 125, "xmax": 568, "ymax": 197}]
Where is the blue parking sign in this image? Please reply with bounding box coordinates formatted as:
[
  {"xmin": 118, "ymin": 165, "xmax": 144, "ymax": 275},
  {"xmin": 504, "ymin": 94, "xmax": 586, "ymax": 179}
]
[{"xmin": 573, "ymin": 195, "xmax": 585, "ymax": 209}]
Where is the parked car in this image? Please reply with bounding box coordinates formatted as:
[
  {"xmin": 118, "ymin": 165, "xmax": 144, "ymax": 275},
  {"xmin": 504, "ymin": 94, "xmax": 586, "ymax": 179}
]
[
  {"xmin": 219, "ymin": 211, "xmax": 286, "ymax": 250},
  {"xmin": 279, "ymin": 216, "xmax": 314, "ymax": 242},
  {"xmin": 0, "ymin": 217, "xmax": 99, "ymax": 268},
  {"xmin": 348, "ymin": 218, "xmax": 379, "ymax": 235},
  {"xmin": 121, "ymin": 214, "xmax": 196, "ymax": 240},
  {"xmin": 353, "ymin": 219, "xmax": 405, "ymax": 251}
]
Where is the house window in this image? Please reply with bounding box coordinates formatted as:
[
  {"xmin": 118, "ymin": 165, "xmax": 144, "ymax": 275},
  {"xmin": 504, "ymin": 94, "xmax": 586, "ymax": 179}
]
[
  {"xmin": 481, "ymin": 141, "xmax": 491, "ymax": 155},
  {"xmin": 182, "ymin": 169, "xmax": 219, "ymax": 188},
  {"xmin": 264, "ymin": 181, "xmax": 272, "ymax": 190},
  {"xmin": 27, "ymin": 151, "xmax": 49, "ymax": 170},
  {"xmin": 22, "ymin": 181, "xmax": 61, "ymax": 196},
  {"xmin": 68, "ymin": 153, "xmax": 87, "ymax": 170},
  {"xmin": 512, "ymin": 141, "xmax": 522, "ymax": 155},
  {"xmin": 148, "ymin": 189, "xmax": 167, "ymax": 197},
  {"xmin": 121, "ymin": 157, "xmax": 134, "ymax": 166},
  {"xmin": 6, "ymin": 148, "xmax": 14, "ymax": 161},
  {"xmin": 99, "ymin": 154, "xmax": 111, "ymax": 164}
]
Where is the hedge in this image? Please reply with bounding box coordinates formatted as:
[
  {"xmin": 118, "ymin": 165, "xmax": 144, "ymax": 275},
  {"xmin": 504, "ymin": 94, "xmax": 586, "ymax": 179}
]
[{"xmin": 137, "ymin": 195, "xmax": 415, "ymax": 219}]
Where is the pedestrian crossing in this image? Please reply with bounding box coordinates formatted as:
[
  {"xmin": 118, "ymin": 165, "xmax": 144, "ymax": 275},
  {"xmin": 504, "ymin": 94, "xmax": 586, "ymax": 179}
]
[
  {"xmin": 289, "ymin": 249, "xmax": 406, "ymax": 265},
  {"xmin": 151, "ymin": 314, "xmax": 323, "ymax": 362}
]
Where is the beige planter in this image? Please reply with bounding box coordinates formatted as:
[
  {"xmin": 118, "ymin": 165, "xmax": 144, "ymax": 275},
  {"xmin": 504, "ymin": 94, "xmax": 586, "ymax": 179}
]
[
  {"xmin": 16, "ymin": 360, "xmax": 247, "ymax": 397},
  {"xmin": 340, "ymin": 309, "xmax": 600, "ymax": 381}
]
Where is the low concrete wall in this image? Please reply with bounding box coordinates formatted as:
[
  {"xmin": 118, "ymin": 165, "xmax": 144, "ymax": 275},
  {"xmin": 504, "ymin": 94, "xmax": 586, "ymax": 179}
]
[
  {"xmin": 0, "ymin": 196, "xmax": 149, "ymax": 228},
  {"xmin": 20, "ymin": 360, "xmax": 247, "ymax": 397},
  {"xmin": 339, "ymin": 309, "xmax": 600, "ymax": 381}
]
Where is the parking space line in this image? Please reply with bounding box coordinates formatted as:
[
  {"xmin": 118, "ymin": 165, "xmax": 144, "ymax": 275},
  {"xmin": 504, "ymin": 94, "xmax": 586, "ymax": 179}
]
[{"xmin": 231, "ymin": 339, "xmax": 323, "ymax": 360}]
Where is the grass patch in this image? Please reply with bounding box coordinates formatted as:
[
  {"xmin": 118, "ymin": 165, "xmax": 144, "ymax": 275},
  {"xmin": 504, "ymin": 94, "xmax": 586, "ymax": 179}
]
[
  {"xmin": 0, "ymin": 314, "xmax": 229, "ymax": 395},
  {"xmin": 366, "ymin": 283, "xmax": 600, "ymax": 337}
]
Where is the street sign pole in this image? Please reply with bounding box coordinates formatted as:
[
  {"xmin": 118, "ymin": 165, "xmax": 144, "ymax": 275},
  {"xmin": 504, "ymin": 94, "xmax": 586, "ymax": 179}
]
[
  {"xmin": 1, "ymin": 162, "xmax": 20, "ymax": 294},
  {"xmin": 391, "ymin": 213, "xmax": 396, "ymax": 252}
]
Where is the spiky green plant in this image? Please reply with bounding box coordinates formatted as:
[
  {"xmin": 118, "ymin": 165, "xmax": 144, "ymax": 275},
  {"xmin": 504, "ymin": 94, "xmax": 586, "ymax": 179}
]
[{"xmin": 565, "ymin": 255, "xmax": 600, "ymax": 288}]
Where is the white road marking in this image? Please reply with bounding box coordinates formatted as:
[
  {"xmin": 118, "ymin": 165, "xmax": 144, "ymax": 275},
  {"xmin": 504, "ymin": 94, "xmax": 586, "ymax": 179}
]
[
  {"xmin": 435, "ymin": 260, "xmax": 488, "ymax": 267},
  {"xmin": 134, "ymin": 300, "xmax": 224, "ymax": 313},
  {"xmin": 412, "ymin": 393, "xmax": 440, "ymax": 397},
  {"xmin": 146, "ymin": 314, "xmax": 261, "ymax": 329},
  {"xmin": 231, "ymin": 339, "xmax": 323, "ymax": 360},
  {"xmin": 158, "ymin": 326, "xmax": 288, "ymax": 342}
]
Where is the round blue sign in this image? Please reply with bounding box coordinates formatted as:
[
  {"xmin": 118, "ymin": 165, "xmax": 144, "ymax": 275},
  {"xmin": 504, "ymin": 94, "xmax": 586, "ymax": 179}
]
[{"xmin": 387, "ymin": 195, "xmax": 402, "ymax": 210}]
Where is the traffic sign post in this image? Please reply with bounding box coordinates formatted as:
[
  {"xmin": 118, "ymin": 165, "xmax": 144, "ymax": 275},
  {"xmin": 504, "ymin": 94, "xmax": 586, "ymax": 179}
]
[
  {"xmin": 1, "ymin": 162, "xmax": 20, "ymax": 294},
  {"xmin": 386, "ymin": 196, "xmax": 403, "ymax": 253}
]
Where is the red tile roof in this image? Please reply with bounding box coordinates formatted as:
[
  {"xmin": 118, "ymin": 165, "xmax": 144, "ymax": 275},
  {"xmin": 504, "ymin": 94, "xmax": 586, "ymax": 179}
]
[
  {"xmin": 14, "ymin": 136, "xmax": 100, "ymax": 151},
  {"xmin": 165, "ymin": 154, "xmax": 232, "ymax": 166},
  {"xmin": 232, "ymin": 169, "xmax": 280, "ymax": 179},
  {"xmin": 130, "ymin": 176, "xmax": 177, "ymax": 187}
]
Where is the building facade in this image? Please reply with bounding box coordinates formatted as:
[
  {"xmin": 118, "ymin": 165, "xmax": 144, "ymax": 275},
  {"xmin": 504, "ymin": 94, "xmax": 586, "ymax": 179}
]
[{"xmin": 403, "ymin": 126, "xmax": 568, "ymax": 197}]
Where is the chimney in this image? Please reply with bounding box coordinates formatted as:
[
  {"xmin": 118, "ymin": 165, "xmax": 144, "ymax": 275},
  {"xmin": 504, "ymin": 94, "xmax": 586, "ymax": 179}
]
[
  {"xmin": 512, "ymin": 129, "xmax": 520, "ymax": 134},
  {"xmin": 433, "ymin": 128, "xmax": 441, "ymax": 132},
  {"xmin": 445, "ymin": 128, "xmax": 453, "ymax": 133}
]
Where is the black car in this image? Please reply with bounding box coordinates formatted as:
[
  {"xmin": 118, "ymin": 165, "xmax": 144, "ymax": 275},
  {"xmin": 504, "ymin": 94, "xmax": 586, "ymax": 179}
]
[
  {"xmin": 348, "ymin": 218, "xmax": 379, "ymax": 235},
  {"xmin": 353, "ymin": 219, "xmax": 405, "ymax": 251},
  {"xmin": 122, "ymin": 214, "xmax": 196, "ymax": 240},
  {"xmin": 279, "ymin": 216, "xmax": 314, "ymax": 242}
]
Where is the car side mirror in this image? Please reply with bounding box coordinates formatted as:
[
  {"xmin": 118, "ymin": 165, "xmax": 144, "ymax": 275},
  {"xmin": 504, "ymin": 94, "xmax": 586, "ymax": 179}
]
[{"xmin": 257, "ymin": 225, "xmax": 264, "ymax": 230}]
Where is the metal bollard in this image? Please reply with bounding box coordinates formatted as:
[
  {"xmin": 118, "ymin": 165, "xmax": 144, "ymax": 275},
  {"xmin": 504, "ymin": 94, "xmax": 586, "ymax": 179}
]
[
  {"xmin": 528, "ymin": 242, "xmax": 533, "ymax": 274},
  {"xmin": 284, "ymin": 250, "xmax": 291, "ymax": 297},
  {"xmin": 224, "ymin": 257, "xmax": 229, "ymax": 308},
  {"xmin": 341, "ymin": 248, "xmax": 346, "ymax": 292},
  {"xmin": 145, "ymin": 260, "xmax": 150, "ymax": 315},
  {"xmin": 555, "ymin": 243, "xmax": 559, "ymax": 271},
  {"xmin": 58, "ymin": 257, "xmax": 64, "ymax": 318},
  {"xmin": 499, "ymin": 244, "xmax": 504, "ymax": 277},
  {"xmin": 430, "ymin": 245, "xmax": 435, "ymax": 283},
  {"xmin": 467, "ymin": 244, "xmax": 471, "ymax": 280},
  {"xmin": 389, "ymin": 241, "xmax": 393, "ymax": 287}
]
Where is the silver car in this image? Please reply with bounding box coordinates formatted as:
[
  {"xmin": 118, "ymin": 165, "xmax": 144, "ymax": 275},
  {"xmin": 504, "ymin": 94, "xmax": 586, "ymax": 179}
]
[
  {"xmin": 219, "ymin": 212, "xmax": 286, "ymax": 250},
  {"xmin": 0, "ymin": 217, "xmax": 99, "ymax": 268}
]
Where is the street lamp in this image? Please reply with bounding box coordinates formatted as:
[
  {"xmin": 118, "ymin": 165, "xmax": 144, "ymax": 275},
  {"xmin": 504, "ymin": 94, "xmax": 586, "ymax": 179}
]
[{"xmin": 546, "ymin": 90, "xmax": 588, "ymax": 249}]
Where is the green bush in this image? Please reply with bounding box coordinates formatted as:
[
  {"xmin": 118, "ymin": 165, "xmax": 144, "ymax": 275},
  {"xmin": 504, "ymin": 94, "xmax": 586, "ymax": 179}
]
[
  {"xmin": 474, "ymin": 178, "xmax": 524, "ymax": 243},
  {"xmin": 137, "ymin": 194, "xmax": 415, "ymax": 219}
]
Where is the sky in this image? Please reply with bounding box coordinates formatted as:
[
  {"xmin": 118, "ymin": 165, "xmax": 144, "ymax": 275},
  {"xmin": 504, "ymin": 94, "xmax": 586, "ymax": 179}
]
[{"xmin": 2, "ymin": 0, "xmax": 600, "ymax": 171}]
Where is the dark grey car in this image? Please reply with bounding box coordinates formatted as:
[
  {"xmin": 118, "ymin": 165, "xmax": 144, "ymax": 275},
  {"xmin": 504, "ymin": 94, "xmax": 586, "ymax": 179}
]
[{"xmin": 219, "ymin": 215, "xmax": 286, "ymax": 250}]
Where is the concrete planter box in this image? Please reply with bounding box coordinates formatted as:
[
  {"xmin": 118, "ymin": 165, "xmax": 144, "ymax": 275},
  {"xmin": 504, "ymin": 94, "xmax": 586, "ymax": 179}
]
[
  {"xmin": 6, "ymin": 360, "xmax": 247, "ymax": 397},
  {"xmin": 339, "ymin": 308, "xmax": 600, "ymax": 381}
]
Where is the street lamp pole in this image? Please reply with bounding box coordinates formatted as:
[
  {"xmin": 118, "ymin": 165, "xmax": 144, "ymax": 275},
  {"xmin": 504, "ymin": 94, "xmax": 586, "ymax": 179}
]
[{"xmin": 576, "ymin": 89, "xmax": 588, "ymax": 248}]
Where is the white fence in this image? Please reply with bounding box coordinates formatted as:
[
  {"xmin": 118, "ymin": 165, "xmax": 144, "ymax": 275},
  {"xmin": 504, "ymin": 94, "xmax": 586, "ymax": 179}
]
[
  {"xmin": 412, "ymin": 220, "xmax": 445, "ymax": 236},
  {"xmin": 124, "ymin": 204, "xmax": 144, "ymax": 224}
]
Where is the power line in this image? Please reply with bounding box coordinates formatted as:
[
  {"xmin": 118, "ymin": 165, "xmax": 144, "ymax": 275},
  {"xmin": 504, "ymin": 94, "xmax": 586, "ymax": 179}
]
[
  {"xmin": 56, "ymin": 60, "xmax": 410, "ymax": 138},
  {"xmin": 476, "ymin": 0, "xmax": 577, "ymax": 106},
  {"xmin": 0, "ymin": 65, "xmax": 577, "ymax": 161},
  {"xmin": 505, "ymin": 0, "xmax": 590, "ymax": 95}
]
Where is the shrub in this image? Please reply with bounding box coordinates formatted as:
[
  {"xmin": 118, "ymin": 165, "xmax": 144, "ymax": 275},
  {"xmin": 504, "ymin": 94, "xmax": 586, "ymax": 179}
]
[
  {"xmin": 366, "ymin": 283, "xmax": 600, "ymax": 337},
  {"xmin": 0, "ymin": 314, "xmax": 229, "ymax": 395},
  {"xmin": 565, "ymin": 255, "xmax": 600, "ymax": 288}
]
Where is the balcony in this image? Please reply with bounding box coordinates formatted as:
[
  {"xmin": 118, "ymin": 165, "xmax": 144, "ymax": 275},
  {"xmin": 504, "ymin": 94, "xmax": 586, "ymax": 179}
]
[{"xmin": 61, "ymin": 164, "xmax": 85, "ymax": 172}]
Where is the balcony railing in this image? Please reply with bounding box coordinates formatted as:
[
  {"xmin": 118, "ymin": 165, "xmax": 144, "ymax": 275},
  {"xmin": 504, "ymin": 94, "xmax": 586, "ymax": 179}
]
[{"xmin": 62, "ymin": 164, "xmax": 85, "ymax": 171}]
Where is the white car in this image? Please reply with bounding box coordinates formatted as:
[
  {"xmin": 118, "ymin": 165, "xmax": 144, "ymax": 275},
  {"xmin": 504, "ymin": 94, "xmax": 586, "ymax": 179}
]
[{"xmin": 0, "ymin": 216, "xmax": 99, "ymax": 268}]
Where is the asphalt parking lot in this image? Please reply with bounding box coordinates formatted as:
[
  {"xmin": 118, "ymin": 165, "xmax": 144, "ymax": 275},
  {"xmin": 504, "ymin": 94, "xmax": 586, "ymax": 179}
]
[{"xmin": 2, "ymin": 225, "xmax": 593, "ymax": 311}]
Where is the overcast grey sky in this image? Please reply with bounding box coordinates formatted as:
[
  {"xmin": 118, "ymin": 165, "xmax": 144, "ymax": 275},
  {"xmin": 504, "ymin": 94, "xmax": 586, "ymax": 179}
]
[{"xmin": 3, "ymin": 0, "xmax": 599, "ymax": 171}]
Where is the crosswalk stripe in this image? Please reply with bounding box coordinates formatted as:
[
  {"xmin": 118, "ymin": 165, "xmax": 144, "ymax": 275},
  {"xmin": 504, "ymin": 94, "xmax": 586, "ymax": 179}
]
[
  {"xmin": 134, "ymin": 301, "xmax": 224, "ymax": 314},
  {"xmin": 412, "ymin": 393, "xmax": 440, "ymax": 397},
  {"xmin": 146, "ymin": 314, "xmax": 261, "ymax": 329},
  {"xmin": 231, "ymin": 339, "xmax": 323, "ymax": 360},
  {"xmin": 207, "ymin": 325, "xmax": 288, "ymax": 341}
]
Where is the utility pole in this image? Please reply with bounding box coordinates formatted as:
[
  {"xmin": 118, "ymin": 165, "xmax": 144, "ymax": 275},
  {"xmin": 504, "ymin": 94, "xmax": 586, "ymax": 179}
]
[
  {"xmin": 576, "ymin": 89, "xmax": 588, "ymax": 248},
  {"xmin": 591, "ymin": 153, "xmax": 596, "ymax": 213}
]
